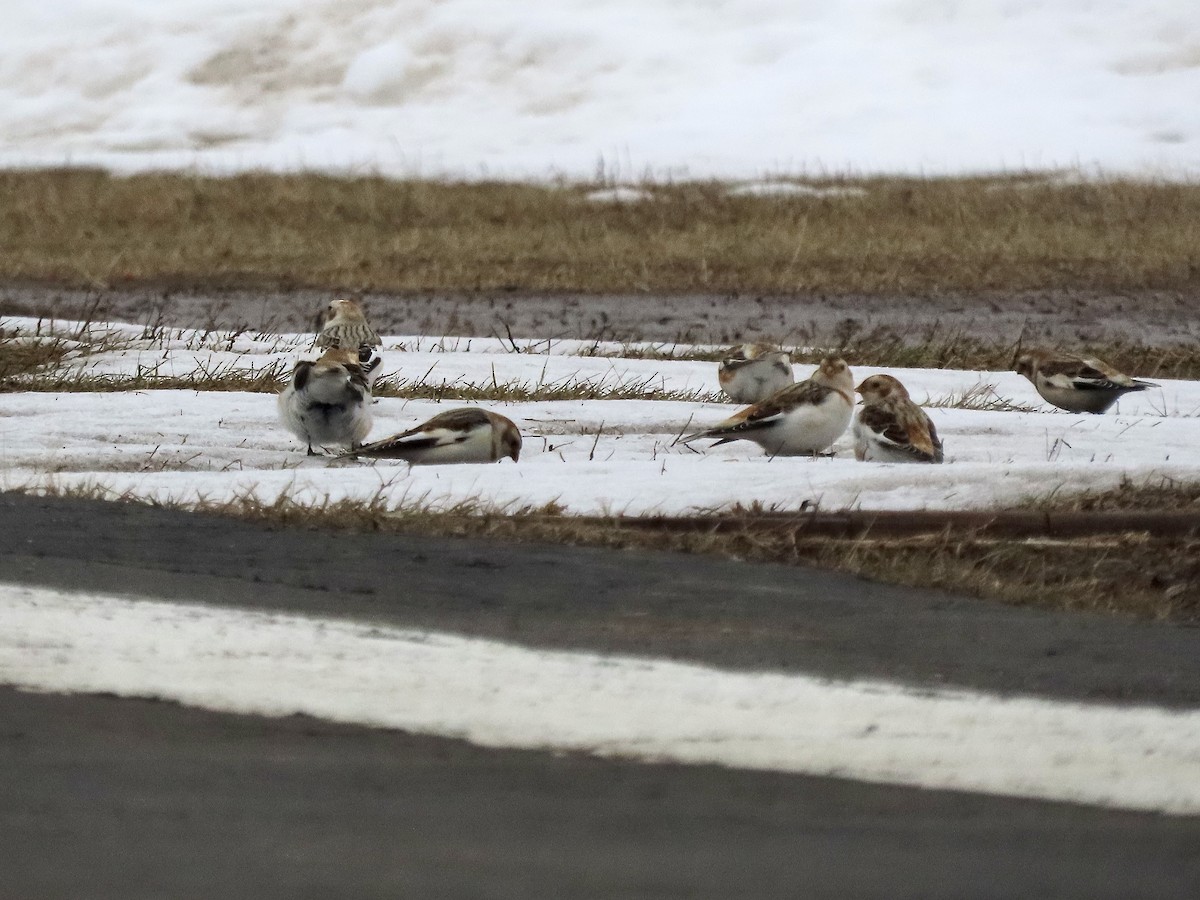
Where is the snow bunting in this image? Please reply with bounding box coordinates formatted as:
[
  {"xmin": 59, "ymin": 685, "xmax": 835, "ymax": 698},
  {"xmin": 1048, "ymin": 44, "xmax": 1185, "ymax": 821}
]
[
  {"xmin": 853, "ymin": 374, "xmax": 944, "ymax": 463},
  {"xmin": 343, "ymin": 408, "xmax": 522, "ymax": 464},
  {"xmin": 355, "ymin": 343, "xmax": 384, "ymax": 386},
  {"xmin": 315, "ymin": 297, "xmax": 382, "ymax": 352},
  {"xmin": 681, "ymin": 356, "xmax": 854, "ymax": 456},
  {"xmin": 717, "ymin": 343, "xmax": 794, "ymax": 404},
  {"xmin": 1013, "ymin": 348, "xmax": 1157, "ymax": 414},
  {"xmin": 277, "ymin": 348, "xmax": 373, "ymax": 455}
]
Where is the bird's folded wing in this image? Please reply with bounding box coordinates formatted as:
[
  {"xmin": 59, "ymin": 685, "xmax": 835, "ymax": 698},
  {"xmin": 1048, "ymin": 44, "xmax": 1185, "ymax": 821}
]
[
  {"xmin": 1039, "ymin": 359, "xmax": 1127, "ymax": 392},
  {"xmin": 682, "ymin": 380, "xmax": 830, "ymax": 441},
  {"xmin": 736, "ymin": 380, "xmax": 831, "ymax": 425},
  {"xmin": 859, "ymin": 404, "xmax": 938, "ymax": 461},
  {"xmin": 290, "ymin": 360, "xmax": 314, "ymax": 390},
  {"xmin": 349, "ymin": 427, "xmax": 461, "ymax": 458}
]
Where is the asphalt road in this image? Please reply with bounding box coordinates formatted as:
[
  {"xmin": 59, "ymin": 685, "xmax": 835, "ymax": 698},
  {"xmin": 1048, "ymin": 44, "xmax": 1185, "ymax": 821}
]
[
  {"xmin": 5, "ymin": 685, "xmax": 1199, "ymax": 900},
  {"xmin": 3, "ymin": 492, "xmax": 1200, "ymax": 898}
]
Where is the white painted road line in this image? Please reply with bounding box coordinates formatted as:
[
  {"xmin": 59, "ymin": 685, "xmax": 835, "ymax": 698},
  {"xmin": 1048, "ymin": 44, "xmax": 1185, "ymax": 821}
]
[{"xmin": 2, "ymin": 582, "xmax": 1199, "ymax": 815}]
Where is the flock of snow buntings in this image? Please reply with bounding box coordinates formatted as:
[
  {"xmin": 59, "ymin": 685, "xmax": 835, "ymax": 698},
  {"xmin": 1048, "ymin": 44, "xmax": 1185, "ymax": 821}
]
[{"xmin": 279, "ymin": 298, "xmax": 1158, "ymax": 466}]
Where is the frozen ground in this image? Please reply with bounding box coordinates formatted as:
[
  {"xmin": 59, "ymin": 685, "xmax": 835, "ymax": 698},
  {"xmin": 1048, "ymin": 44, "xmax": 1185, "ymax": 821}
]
[
  {"xmin": 2, "ymin": 316, "xmax": 1198, "ymax": 515},
  {"xmin": 3, "ymin": 1, "xmax": 1200, "ymax": 178},
  {"xmin": 8, "ymin": 285, "xmax": 1200, "ymax": 350}
]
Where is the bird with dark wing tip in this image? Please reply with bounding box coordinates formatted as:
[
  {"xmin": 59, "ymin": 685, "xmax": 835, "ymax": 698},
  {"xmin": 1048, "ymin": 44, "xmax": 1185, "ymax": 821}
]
[
  {"xmin": 1014, "ymin": 348, "xmax": 1157, "ymax": 414},
  {"xmin": 681, "ymin": 357, "xmax": 854, "ymax": 457},
  {"xmin": 717, "ymin": 342, "xmax": 795, "ymax": 404},
  {"xmin": 278, "ymin": 348, "xmax": 373, "ymax": 456},
  {"xmin": 853, "ymin": 373, "xmax": 944, "ymax": 463},
  {"xmin": 342, "ymin": 408, "xmax": 522, "ymax": 465}
]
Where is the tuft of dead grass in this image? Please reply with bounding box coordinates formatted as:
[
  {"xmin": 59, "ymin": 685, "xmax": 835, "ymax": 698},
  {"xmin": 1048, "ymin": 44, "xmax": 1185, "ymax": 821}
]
[
  {"xmin": 371, "ymin": 372, "xmax": 717, "ymax": 404},
  {"xmin": 925, "ymin": 382, "xmax": 1038, "ymax": 413},
  {"xmin": 1025, "ymin": 474, "xmax": 1200, "ymax": 512},
  {"xmin": 816, "ymin": 531, "xmax": 1199, "ymax": 621},
  {"xmin": 3, "ymin": 169, "xmax": 1200, "ymax": 295},
  {"xmin": 0, "ymin": 332, "xmax": 73, "ymax": 383},
  {"xmin": 7, "ymin": 314, "xmax": 1199, "ymax": 396},
  {"xmin": 15, "ymin": 480, "xmax": 1199, "ymax": 621}
]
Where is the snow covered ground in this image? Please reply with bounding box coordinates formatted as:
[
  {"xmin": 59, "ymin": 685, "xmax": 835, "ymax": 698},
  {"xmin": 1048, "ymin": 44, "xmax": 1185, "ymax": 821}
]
[
  {"xmin": 3, "ymin": 1, "xmax": 1199, "ymax": 179},
  {"xmin": 5, "ymin": 317, "xmax": 1200, "ymax": 814},
  {"xmin": 3, "ymin": 316, "xmax": 1197, "ymax": 515}
]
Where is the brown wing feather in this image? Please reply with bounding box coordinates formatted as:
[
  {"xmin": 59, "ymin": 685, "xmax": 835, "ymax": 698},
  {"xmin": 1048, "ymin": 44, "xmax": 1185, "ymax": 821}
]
[
  {"xmin": 690, "ymin": 379, "xmax": 835, "ymax": 443},
  {"xmin": 290, "ymin": 360, "xmax": 314, "ymax": 391},
  {"xmin": 860, "ymin": 402, "xmax": 940, "ymax": 462},
  {"xmin": 681, "ymin": 378, "xmax": 829, "ymax": 444},
  {"xmin": 904, "ymin": 412, "xmax": 936, "ymax": 459},
  {"xmin": 1037, "ymin": 358, "xmax": 1109, "ymax": 382},
  {"xmin": 418, "ymin": 408, "xmax": 493, "ymax": 431},
  {"xmin": 741, "ymin": 380, "xmax": 833, "ymax": 424},
  {"xmin": 365, "ymin": 408, "xmax": 488, "ymax": 447},
  {"xmin": 859, "ymin": 404, "xmax": 910, "ymax": 447},
  {"xmin": 345, "ymin": 363, "xmax": 370, "ymax": 394},
  {"xmin": 926, "ymin": 418, "xmax": 944, "ymax": 463}
]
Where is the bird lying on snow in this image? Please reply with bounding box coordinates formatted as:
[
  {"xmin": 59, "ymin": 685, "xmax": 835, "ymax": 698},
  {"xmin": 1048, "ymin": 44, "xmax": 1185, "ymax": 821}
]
[
  {"xmin": 717, "ymin": 342, "xmax": 794, "ymax": 404},
  {"xmin": 681, "ymin": 356, "xmax": 854, "ymax": 456},
  {"xmin": 278, "ymin": 348, "xmax": 374, "ymax": 456},
  {"xmin": 853, "ymin": 374, "xmax": 943, "ymax": 463},
  {"xmin": 1013, "ymin": 348, "xmax": 1157, "ymax": 414},
  {"xmin": 342, "ymin": 408, "xmax": 522, "ymax": 465}
]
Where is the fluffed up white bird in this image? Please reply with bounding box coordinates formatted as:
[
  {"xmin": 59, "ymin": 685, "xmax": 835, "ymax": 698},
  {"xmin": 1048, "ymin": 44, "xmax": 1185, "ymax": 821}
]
[
  {"xmin": 717, "ymin": 343, "xmax": 794, "ymax": 404},
  {"xmin": 1013, "ymin": 348, "xmax": 1157, "ymax": 414},
  {"xmin": 342, "ymin": 408, "xmax": 522, "ymax": 465},
  {"xmin": 278, "ymin": 348, "xmax": 373, "ymax": 455},
  {"xmin": 681, "ymin": 356, "xmax": 854, "ymax": 456},
  {"xmin": 853, "ymin": 374, "xmax": 944, "ymax": 463}
]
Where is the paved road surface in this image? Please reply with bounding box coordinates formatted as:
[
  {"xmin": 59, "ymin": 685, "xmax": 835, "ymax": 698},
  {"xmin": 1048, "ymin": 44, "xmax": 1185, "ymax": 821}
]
[{"xmin": 2, "ymin": 493, "xmax": 1200, "ymax": 898}]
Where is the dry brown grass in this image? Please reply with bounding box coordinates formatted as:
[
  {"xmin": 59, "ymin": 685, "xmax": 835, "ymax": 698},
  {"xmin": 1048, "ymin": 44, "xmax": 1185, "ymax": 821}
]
[
  {"xmin": 1026, "ymin": 474, "xmax": 1200, "ymax": 512},
  {"xmin": 0, "ymin": 330, "xmax": 718, "ymax": 400},
  {"xmin": 6, "ymin": 312, "xmax": 1200, "ymax": 395},
  {"xmin": 587, "ymin": 324, "xmax": 1200, "ymax": 382},
  {"xmin": 4, "ymin": 169, "xmax": 1200, "ymax": 295},
  {"xmin": 21, "ymin": 481, "xmax": 1199, "ymax": 621},
  {"xmin": 0, "ymin": 332, "xmax": 73, "ymax": 382},
  {"xmin": 806, "ymin": 322, "xmax": 1200, "ymax": 380},
  {"xmin": 231, "ymin": 502, "xmax": 1200, "ymax": 620},
  {"xmin": 818, "ymin": 532, "xmax": 1199, "ymax": 621}
]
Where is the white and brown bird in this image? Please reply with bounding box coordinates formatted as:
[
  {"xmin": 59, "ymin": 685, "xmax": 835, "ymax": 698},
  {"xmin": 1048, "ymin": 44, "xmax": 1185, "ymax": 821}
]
[
  {"xmin": 853, "ymin": 374, "xmax": 944, "ymax": 464},
  {"xmin": 278, "ymin": 347, "xmax": 373, "ymax": 456},
  {"xmin": 342, "ymin": 408, "xmax": 522, "ymax": 465},
  {"xmin": 315, "ymin": 298, "xmax": 383, "ymax": 386},
  {"xmin": 681, "ymin": 357, "xmax": 854, "ymax": 456},
  {"xmin": 315, "ymin": 297, "xmax": 382, "ymax": 353},
  {"xmin": 1013, "ymin": 348, "xmax": 1157, "ymax": 414},
  {"xmin": 717, "ymin": 343, "xmax": 795, "ymax": 404}
]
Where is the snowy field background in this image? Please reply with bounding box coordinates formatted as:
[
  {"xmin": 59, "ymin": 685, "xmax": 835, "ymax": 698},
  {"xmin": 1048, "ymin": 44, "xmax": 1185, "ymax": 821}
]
[
  {"xmin": 3, "ymin": 0, "xmax": 1199, "ymax": 179},
  {"xmin": 3, "ymin": 316, "xmax": 1198, "ymax": 515},
  {"xmin": 7, "ymin": 1, "xmax": 1200, "ymax": 824}
]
